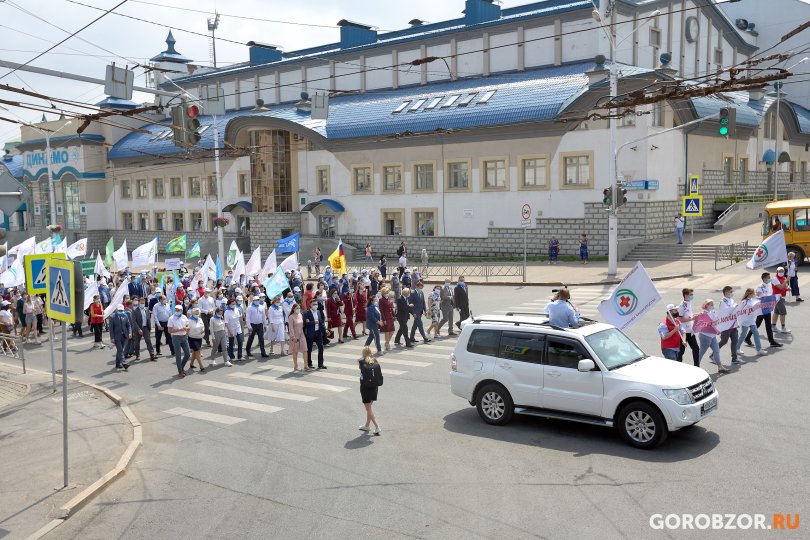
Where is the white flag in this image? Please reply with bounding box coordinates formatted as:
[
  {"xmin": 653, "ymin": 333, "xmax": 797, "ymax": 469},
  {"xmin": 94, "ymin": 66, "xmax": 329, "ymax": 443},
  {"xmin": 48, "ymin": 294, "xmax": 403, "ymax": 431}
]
[
  {"xmin": 747, "ymin": 229, "xmax": 788, "ymax": 270},
  {"xmin": 83, "ymin": 280, "xmax": 99, "ymax": 310},
  {"xmin": 9, "ymin": 236, "xmax": 36, "ymax": 258},
  {"xmin": 204, "ymin": 254, "xmax": 217, "ymax": 281},
  {"xmin": 94, "ymin": 250, "xmax": 111, "ymax": 278},
  {"xmin": 54, "ymin": 237, "xmax": 68, "ymax": 254},
  {"xmin": 245, "ymin": 246, "xmax": 262, "ymax": 277},
  {"xmin": 227, "ymin": 240, "xmax": 239, "ymax": 268},
  {"xmin": 260, "ymin": 249, "xmax": 277, "ymax": 281},
  {"xmin": 191, "ymin": 257, "xmax": 213, "ymax": 290},
  {"xmin": 233, "ymin": 250, "xmax": 246, "ymax": 283},
  {"xmin": 597, "ymin": 261, "xmax": 661, "ymax": 331},
  {"xmin": 0, "ymin": 257, "xmax": 24, "ymax": 287},
  {"xmin": 66, "ymin": 238, "xmax": 88, "ymax": 260},
  {"xmin": 112, "ymin": 240, "xmax": 129, "ymax": 271},
  {"xmin": 35, "ymin": 238, "xmax": 53, "ymax": 254},
  {"xmin": 279, "ymin": 252, "xmax": 299, "ymax": 274},
  {"xmin": 103, "ymin": 278, "xmax": 130, "ymax": 319},
  {"xmin": 132, "ymin": 237, "xmax": 157, "ymax": 268},
  {"xmin": 0, "ymin": 243, "xmax": 7, "ymax": 273}
]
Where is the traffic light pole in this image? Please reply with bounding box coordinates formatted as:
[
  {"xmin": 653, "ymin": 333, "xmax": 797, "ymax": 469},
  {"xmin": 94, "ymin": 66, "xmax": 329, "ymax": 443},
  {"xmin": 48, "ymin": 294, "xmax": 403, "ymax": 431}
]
[{"xmin": 212, "ymin": 118, "xmax": 225, "ymax": 270}]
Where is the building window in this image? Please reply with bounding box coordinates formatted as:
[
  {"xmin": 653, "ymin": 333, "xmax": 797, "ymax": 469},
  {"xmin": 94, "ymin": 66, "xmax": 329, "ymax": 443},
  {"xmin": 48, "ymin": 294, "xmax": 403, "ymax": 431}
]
[
  {"xmin": 155, "ymin": 212, "xmax": 166, "ymax": 231},
  {"xmin": 122, "ymin": 212, "xmax": 133, "ymax": 230},
  {"xmin": 190, "ymin": 212, "xmax": 203, "ymax": 231},
  {"xmin": 319, "ymin": 215, "xmax": 336, "ymax": 238},
  {"xmin": 353, "ymin": 166, "xmax": 372, "ymax": 193},
  {"xmin": 483, "ymin": 159, "xmax": 507, "ymax": 189},
  {"xmin": 138, "ymin": 212, "xmax": 149, "ymax": 230},
  {"xmin": 172, "ymin": 212, "xmax": 184, "ymax": 231},
  {"xmin": 801, "ymin": 161, "xmax": 808, "ymax": 183},
  {"xmin": 413, "ymin": 163, "xmax": 434, "ymax": 191},
  {"xmin": 714, "ymin": 48, "xmax": 723, "ymax": 66},
  {"xmin": 153, "ymin": 177, "xmax": 164, "ymax": 198},
  {"xmin": 209, "ymin": 212, "xmax": 218, "ymax": 230},
  {"xmin": 316, "ymin": 166, "xmax": 330, "ymax": 194},
  {"xmin": 764, "ymin": 111, "xmax": 776, "ymax": 139},
  {"xmin": 238, "ymin": 217, "xmax": 250, "ymax": 236},
  {"xmin": 724, "ymin": 156, "xmax": 734, "ymax": 183},
  {"xmin": 446, "ymin": 161, "xmax": 469, "ymax": 190},
  {"xmin": 382, "ymin": 210, "xmax": 404, "ymax": 236},
  {"xmin": 790, "ymin": 161, "xmax": 797, "ymax": 183},
  {"xmin": 649, "ymin": 27, "xmax": 662, "ymax": 48},
  {"xmin": 651, "ymin": 102, "xmax": 664, "ymax": 127},
  {"xmin": 38, "ymin": 182, "xmax": 51, "ymax": 226},
  {"xmin": 62, "ymin": 179, "xmax": 81, "ymax": 230},
  {"xmin": 250, "ymin": 130, "xmax": 292, "ymax": 212},
  {"xmin": 619, "ymin": 108, "xmax": 636, "ymax": 127},
  {"xmin": 562, "ymin": 154, "xmax": 592, "ymax": 187},
  {"xmin": 189, "ymin": 176, "xmax": 201, "ymax": 198},
  {"xmin": 414, "ymin": 210, "xmax": 436, "ymax": 236},
  {"xmin": 206, "ymin": 175, "xmax": 217, "ymax": 198},
  {"xmin": 238, "ymin": 172, "xmax": 250, "ymax": 196},
  {"xmin": 382, "ymin": 165, "xmax": 402, "ymax": 192},
  {"xmin": 120, "ymin": 179, "xmax": 131, "ymax": 199},
  {"xmin": 136, "ymin": 178, "xmax": 148, "ymax": 199},
  {"xmin": 170, "ymin": 177, "xmax": 182, "ymax": 197},
  {"xmin": 520, "ymin": 157, "xmax": 547, "ymax": 188},
  {"xmin": 739, "ymin": 157, "xmax": 749, "ymax": 183}
]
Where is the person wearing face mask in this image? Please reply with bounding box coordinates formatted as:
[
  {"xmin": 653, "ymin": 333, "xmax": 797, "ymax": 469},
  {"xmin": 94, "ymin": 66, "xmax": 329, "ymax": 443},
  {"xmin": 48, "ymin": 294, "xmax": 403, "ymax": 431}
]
[
  {"xmin": 168, "ymin": 305, "xmax": 191, "ymax": 377},
  {"xmin": 131, "ymin": 296, "xmax": 157, "ymax": 362},
  {"xmin": 394, "ymin": 287, "xmax": 415, "ymax": 348},
  {"xmin": 326, "ymin": 287, "xmax": 344, "ymax": 344},
  {"xmin": 746, "ymin": 272, "xmax": 782, "ymax": 348},
  {"xmin": 364, "ymin": 295, "xmax": 383, "ymax": 355},
  {"xmin": 378, "ymin": 286, "xmax": 395, "ymax": 350},
  {"xmin": 409, "ymin": 281, "xmax": 431, "ymax": 343},
  {"xmin": 224, "ymin": 299, "xmax": 244, "ymax": 361},
  {"xmin": 676, "ymin": 288, "xmax": 700, "ymax": 365},
  {"xmin": 287, "ymin": 303, "xmax": 305, "ymax": 371},
  {"xmin": 658, "ymin": 304, "xmax": 683, "ymax": 360},
  {"xmin": 22, "ymin": 293, "xmax": 38, "ymax": 344},
  {"xmin": 454, "ymin": 276, "xmax": 470, "ymax": 329},
  {"xmin": 89, "ymin": 295, "xmax": 105, "ymax": 349},
  {"xmin": 153, "ymin": 295, "xmax": 174, "ymax": 357},
  {"xmin": 716, "ymin": 286, "xmax": 742, "ymax": 365},
  {"xmin": 354, "ymin": 284, "xmax": 368, "ymax": 336},
  {"xmin": 786, "ymin": 252, "xmax": 802, "ymax": 303},
  {"xmin": 282, "ymin": 292, "xmax": 295, "ymax": 323},
  {"xmin": 266, "ymin": 296, "xmax": 287, "ymax": 355},
  {"xmin": 187, "ymin": 307, "xmax": 206, "ymax": 372},
  {"xmin": 736, "ymin": 288, "xmax": 767, "ymax": 356},
  {"xmin": 427, "ymin": 285, "xmax": 442, "ymax": 339},
  {"xmin": 342, "ymin": 285, "xmax": 358, "ymax": 340},
  {"xmin": 695, "ymin": 299, "xmax": 729, "ymax": 373},
  {"xmin": 437, "ymin": 279, "xmax": 456, "ymax": 337},
  {"xmin": 209, "ymin": 307, "xmax": 231, "ymax": 367},
  {"xmin": 303, "ymin": 299, "xmax": 327, "ymax": 369},
  {"xmin": 771, "ymin": 266, "xmax": 790, "ymax": 334},
  {"xmin": 245, "ymin": 293, "xmax": 270, "ymax": 358},
  {"xmin": 199, "ymin": 288, "xmax": 215, "ymax": 347},
  {"xmin": 109, "ymin": 305, "xmax": 132, "ymax": 371}
]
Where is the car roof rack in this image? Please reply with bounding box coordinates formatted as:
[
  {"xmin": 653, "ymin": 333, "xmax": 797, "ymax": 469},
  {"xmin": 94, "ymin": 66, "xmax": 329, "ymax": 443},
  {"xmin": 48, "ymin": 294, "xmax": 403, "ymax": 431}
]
[
  {"xmin": 503, "ymin": 312, "xmax": 599, "ymax": 326},
  {"xmin": 471, "ymin": 317, "xmax": 554, "ymax": 329}
]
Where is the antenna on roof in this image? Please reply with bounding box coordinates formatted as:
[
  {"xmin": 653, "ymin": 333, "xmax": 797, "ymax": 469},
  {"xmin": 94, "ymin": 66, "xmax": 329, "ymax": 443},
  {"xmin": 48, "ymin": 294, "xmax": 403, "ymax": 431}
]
[{"xmin": 207, "ymin": 12, "xmax": 221, "ymax": 68}]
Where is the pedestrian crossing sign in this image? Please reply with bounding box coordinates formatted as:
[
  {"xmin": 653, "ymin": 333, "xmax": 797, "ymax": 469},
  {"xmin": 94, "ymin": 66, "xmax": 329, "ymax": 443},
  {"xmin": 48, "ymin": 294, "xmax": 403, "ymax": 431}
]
[
  {"xmin": 23, "ymin": 253, "xmax": 66, "ymax": 295},
  {"xmin": 682, "ymin": 195, "xmax": 703, "ymax": 217},
  {"xmin": 689, "ymin": 175, "xmax": 700, "ymax": 195},
  {"xmin": 46, "ymin": 259, "xmax": 83, "ymax": 323}
]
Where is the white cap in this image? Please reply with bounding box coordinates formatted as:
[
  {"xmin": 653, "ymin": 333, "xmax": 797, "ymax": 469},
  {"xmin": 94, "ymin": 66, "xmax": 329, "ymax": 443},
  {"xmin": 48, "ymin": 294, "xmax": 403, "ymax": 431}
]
[
  {"xmin": 235, "ymin": 288, "xmax": 242, "ymax": 293},
  {"xmin": 259, "ymin": 293, "xmax": 266, "ymax": 297},
  {"xmin": 174, "ymin": 304, "xmax": 182, "ymax": 311},
  {"xmin": 1, "ymin": 300, "xmax": 10, "ymax": 306},
  {"xmin": 204, "ymin": 288, "xmax": 211, "ymax": 292},
  {"xmin": 237, "ymin": 295, "xmax": 243, "ymax": 301},
  {"xmin": 666, "ymin": 303, "xmax": 677, "ymax": 311},
  {"xmin": 777, "ymin": 266, "xmax": 785, "ymax": 272},
  {"xmin": 293, "ymin": 287, "xmax": 301, "ymax": 292}
]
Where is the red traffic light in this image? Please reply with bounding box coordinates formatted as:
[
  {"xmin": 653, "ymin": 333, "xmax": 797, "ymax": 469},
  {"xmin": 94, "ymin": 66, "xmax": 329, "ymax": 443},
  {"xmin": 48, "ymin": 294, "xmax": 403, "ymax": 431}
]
[{"xmin": 187, "ymin": 104, "xmax": 200, "ymax": 118}]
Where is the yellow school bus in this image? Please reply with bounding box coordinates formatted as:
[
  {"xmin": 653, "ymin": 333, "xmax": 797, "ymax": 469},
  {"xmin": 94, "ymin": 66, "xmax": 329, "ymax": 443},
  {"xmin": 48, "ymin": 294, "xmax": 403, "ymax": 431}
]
[{"xmin": 763, "ymin": 199, "xmax": 810, "ymax": 264}]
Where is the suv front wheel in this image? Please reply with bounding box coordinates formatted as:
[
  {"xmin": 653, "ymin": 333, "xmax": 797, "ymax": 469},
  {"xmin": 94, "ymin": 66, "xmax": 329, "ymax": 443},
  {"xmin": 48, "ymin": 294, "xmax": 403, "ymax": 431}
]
[
  {"xmin": 618, "ymin": 401, "xmax": 668, "ymax": 449},
  {"xmin": 476, "ymin": 383, "xmax": 514, "ymax": 425}
]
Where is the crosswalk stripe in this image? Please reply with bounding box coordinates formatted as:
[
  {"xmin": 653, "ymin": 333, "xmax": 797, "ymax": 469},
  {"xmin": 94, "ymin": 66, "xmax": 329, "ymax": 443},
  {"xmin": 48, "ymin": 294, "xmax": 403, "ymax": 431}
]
[
  {"xmin": 160, "ymin": 389, "xmax": 284, "ymax": 413},
  {"xmin": 228, "ymin": 372, "xmax": 350, "ymax": 392},
  {"xmin": 254, "ymin": 365, "xmax": 360, "ymax": 382},
  {"xmin": 326, "ymin": 362, "xmax": 408, "ymax": 376},
  {"xmin": 196, "ymin": 380, "xmax": 317, "ymax": 402},
  {"xmin": 326, "ymin": 351, "xmax": 431, "ymax": 367},
  {"xmin": 164, "ymin": 407, "xmax": 246, "ymax": 425},
  {"xmin": 329, "ymin": 346, "xmax": 432, "ymax": 360}
]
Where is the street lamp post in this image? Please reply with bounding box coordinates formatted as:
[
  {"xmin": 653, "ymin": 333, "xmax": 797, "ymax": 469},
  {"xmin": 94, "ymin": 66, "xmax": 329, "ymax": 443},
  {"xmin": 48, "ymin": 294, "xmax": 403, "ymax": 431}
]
[{"xmin": 772, "ymin": 57, "xmax": 809, "ymax": 201}]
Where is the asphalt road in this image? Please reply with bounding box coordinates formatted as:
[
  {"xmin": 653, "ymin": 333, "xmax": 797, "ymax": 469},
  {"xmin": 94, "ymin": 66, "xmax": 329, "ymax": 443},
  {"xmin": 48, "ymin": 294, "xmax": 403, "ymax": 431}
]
[{"xmin": 14, "ymin": 277, "xmax": 810, "ymax": 540}]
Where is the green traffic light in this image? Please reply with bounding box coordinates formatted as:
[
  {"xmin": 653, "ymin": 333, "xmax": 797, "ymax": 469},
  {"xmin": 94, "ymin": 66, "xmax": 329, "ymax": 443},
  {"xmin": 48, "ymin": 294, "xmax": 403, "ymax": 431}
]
[{"xmin": 719, "ymin": 126, "xmax": 729, "ymax": 136}]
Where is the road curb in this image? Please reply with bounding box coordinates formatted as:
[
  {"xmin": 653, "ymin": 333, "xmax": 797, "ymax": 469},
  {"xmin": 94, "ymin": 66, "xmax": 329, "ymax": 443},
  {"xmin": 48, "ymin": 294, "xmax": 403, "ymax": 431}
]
[{"xmin": 2, "ymin": 365, "xmax": 143, "ymax": 540}]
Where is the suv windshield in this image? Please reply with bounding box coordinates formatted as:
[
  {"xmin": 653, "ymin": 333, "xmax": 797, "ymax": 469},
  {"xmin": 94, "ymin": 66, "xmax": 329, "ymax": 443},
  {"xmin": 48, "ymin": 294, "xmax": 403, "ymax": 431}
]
[{"xmin": 585, "ymin": 328, "xmax": 647, "ymax": 370}]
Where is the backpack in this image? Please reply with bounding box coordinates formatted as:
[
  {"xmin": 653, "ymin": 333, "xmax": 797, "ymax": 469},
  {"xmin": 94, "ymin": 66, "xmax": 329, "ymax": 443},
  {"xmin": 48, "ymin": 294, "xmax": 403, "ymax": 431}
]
[{"xmin": 360, "ymin": 361, "xmax": 384, "ymax": 387}]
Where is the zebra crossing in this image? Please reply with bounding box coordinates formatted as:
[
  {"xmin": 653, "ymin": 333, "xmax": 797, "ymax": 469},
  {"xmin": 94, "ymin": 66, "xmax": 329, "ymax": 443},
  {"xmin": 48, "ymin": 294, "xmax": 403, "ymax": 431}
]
[{"xmin": 157, "ymin": 337, "xmax": 456, "ymax": 427}]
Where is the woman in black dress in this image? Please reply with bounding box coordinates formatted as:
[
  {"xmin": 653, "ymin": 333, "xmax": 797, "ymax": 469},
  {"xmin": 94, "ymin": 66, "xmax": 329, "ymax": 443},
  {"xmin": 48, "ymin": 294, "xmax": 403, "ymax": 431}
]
[{"xmin": 358, "ymin": 346, "xmax": 381, "ymax": 435}]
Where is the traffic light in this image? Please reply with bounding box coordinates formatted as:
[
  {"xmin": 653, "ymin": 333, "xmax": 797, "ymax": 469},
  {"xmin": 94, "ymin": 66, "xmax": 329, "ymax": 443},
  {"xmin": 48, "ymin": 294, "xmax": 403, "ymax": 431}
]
[
  {"xmin": 719, "ymin": 107, "xmax": 736, "ymax": 137},
  {"xmin": 602, "ymin": 187, "xmax": 612, "ymax": 206},
  {"xmin": 616, "ymin": 185, "xmax": 628, "ymax": 207},
  {"xmin": 170, "ymin": 101, "xmax": 203, "ymax": 148}
]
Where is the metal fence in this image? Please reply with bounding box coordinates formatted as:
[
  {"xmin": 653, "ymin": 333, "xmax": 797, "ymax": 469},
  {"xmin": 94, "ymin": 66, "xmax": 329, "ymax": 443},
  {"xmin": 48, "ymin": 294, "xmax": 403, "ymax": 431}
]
[
  {"xmin": 0, "ymin": 333, "xmax": 25, "ymax": 373},
  {"xmin": 715, "ymin": 241, "xmax": 749, "ymax": 270},
  {"xmin": 421, "ymin": 263, "xmax": 525, "ymax": 282}
]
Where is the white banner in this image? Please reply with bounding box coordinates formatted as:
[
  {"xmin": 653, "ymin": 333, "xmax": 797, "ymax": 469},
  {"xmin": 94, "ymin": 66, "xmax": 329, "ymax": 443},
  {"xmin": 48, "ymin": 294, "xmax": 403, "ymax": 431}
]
[
  {"xmin": 0, "ymin": 257, "xmax": 25, "ymax": 287},
  {"xmin": 204, "ymin": 254, "xmax": 217, "ymax": 282},
  {"xmin": 9, "ymin": 236, "xmax": 36, "ymax": 259},
  {"xmin": 35, "ymin": 238, "xmax": 53, "ymax": 254},
  {"xmin": 94, "ymin": 250, "xmax": 111, "ymax": 278},
  {"xmin": 713, "ymin": 302, "xmax": 738, "ymax": 332},
  {"xmin": 245, "ymin": 246, "xmax": 262, "ymax": 277},
  {"xmin": 66, "ymin": 238, "xmax": 88, "ymax": 260},
  {"xmin": 132, "ymin": 238, "xmax": 157, "ymax": 268},
  {"xmin": 747, "ymin": 229, "xmax": 788, "ymax": 270},
  {"xmin": 260, "ymin": 249, "xmax": 277, "ymax": 280},
  {"xmin": 165, "ymin": 258, "xmax": 183, "ymax": 271},
  {"xmin": 112, "ymin": 240, "xmax": 128, "ymax": 270},
  {"xmin": 84, "ymin": 280, "xmax": 99, "ymax": 310},
  {"xmin": 103, "ymin": 278, "xmax": 130, "ymax": 319},
  {"xmin": 279, "ymin": 252, "xmax": 298, "ymax": 274},
  {"xmin": 597, "ymin": 261, "xmax": 661, "ymax": 331},
  {"xmin": 190, "ymin": 257, "xmax": 213, "ymax": 291}
]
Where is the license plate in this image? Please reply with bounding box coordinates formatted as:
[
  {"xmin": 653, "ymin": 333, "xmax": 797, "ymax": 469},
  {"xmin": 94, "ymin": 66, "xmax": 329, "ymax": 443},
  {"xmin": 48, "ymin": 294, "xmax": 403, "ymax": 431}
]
[{"xmin": 701, "ymin": 397, "xmax": 717, "ymax": 415}]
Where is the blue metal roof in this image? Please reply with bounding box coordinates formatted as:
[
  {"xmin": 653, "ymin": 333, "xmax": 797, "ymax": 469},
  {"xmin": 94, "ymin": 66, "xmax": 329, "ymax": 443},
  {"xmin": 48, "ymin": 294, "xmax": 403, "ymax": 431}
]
[
  {"xmin": 112, "ymin": 61, "xmax": 616, "ymax": 159},
  {"xmin": 788, "ymin": 100, "xmax": 810, "ymax": 134},
  {"xmin": 1, "ymin": 154, "xmax": 23, "ymax": 179},
  {"xmin": 691, "ymin": 91, "xmax": 775, "ymax": 127},
  {"xmin": 302, "ymin": 199, "xmax": 346, "ymax": 213}
]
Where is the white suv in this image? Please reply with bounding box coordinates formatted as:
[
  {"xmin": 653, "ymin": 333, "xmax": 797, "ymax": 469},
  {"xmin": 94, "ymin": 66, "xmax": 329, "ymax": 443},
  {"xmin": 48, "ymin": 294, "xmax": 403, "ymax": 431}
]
[{"xmin": 449, "ymin": 315, "xmax": 718, "ymax": 448}]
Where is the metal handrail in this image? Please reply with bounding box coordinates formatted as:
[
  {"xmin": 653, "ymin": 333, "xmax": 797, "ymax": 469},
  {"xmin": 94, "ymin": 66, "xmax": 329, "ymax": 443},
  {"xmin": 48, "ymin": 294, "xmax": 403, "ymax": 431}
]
[
  {"xmin": 0, "ymin": 333, "xmax": 25, "ymax": 373},
  {"xmin": 716, "ymin": 202, "xmax": 737, "ymax": 223}
]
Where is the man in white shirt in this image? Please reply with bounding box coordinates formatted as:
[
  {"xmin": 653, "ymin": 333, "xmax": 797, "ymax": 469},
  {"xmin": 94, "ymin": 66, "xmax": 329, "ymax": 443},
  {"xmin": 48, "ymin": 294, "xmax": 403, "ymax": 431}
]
[
  {"xmin": 746, "ymin": 271, "xmax": 782, "ymax": 348},
  {"xmin": 224, "ymin": 298, "xmax": 244, "ymax": 361},
  {"xmin": 167, "ymin": 305, "xmax": 191, "ymax": 376},
  {"xmin": 676, "ymin": 288, "xmax": 699, "ymax": 365},
  {"xmin": 398, "ymin": 254, "xmax": 407, "ymax": 278},
  {"xmin": 198, "ymin": 288, "xmax": 215, "ymax": 346},
  {"xmin": 245, "ymin": 293, "xmax": 269, "ymax": 358},
  {"xmin": 786, "ymin": 252, "xmax": 803, "ymax": 302},
  {"xmin": 675, "ymin": 213, "xmax": 685, "ymax": 244}
]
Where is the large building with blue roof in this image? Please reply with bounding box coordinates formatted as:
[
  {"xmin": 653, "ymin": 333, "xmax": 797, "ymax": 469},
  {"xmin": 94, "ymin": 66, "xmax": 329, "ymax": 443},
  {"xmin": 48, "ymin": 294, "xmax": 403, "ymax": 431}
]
[{"xmin": 7, "ymin": 0, "xmax": 810, "ymax": 259}]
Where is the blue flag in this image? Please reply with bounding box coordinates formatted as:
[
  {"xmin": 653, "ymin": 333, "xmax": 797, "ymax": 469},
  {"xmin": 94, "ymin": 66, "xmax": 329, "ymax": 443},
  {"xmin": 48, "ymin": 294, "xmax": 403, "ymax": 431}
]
[
  {"xmin": 262, "ymin": 270, "xmax": 290, "ymax": 299},
  {"xmin": 215, "ymin": 255, "xmax": 223, "ymax": 280},
  {"xmin": 276, "ymin": 232, "xmax": 300, "ymax": 254}
]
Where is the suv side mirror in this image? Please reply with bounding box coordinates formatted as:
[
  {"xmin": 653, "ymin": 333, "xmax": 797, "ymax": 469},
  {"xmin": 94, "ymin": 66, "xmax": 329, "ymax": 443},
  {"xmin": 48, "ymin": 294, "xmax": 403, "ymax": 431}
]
[{"xmin": 578, "ymin": 359, "xmax": 596, "ymax": 372}]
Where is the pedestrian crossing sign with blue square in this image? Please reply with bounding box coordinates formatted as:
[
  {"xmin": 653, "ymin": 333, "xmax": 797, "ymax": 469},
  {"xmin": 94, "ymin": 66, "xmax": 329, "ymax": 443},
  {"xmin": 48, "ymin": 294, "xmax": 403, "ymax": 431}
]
[
  {"xmin": 682, "ymin": 195, "xmax": 703, "ymax": 217},
  {"xmin": 46, "ymin": 259, "xmax": 83, "ymax": 323}
]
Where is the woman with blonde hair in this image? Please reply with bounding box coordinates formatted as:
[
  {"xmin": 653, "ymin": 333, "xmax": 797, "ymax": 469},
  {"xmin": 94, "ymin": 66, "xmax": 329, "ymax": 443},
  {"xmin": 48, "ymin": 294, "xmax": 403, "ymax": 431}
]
[
  {"xmin": 358, "ymin": 346, "xmax": 382, "ymax": 435},
  {"xmin": 378, "ymin": 286, "xmax": 396, "ymax": 350}
]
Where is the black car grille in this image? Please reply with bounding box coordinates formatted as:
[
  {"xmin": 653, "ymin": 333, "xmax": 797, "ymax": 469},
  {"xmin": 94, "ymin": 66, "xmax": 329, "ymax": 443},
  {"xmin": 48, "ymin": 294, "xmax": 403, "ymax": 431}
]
[{"xmin": 689, "ymin": 377, "xmax": 714, "ymax": 402}]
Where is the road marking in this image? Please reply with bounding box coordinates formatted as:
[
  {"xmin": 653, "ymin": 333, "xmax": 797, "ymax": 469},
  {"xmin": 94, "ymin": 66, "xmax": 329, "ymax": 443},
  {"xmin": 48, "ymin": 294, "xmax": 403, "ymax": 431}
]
[
  {"xmin": 164, "ymin": 407, "xmax": 246, "ymax": 425},
  {"xmin": 160, "ymin": 389, "xmax": 284, "ymax": 413},
  {"xmin": 326, "ymin": 351, "xmax": 431, "ymax": 367},
  {"xmin": 253, "ymin": 365, "xmax": 359, "ymax": 382},
  {"xmin": 325, "ymin": 362, "xmax": 407, "ymax": 376},
  {"xmin": 228, "ymin": 372, "xmax": 350, "ymax": 392},
  {"xmin": 195, "ymin": 380, "xmax": 317, "ymax": 402}
]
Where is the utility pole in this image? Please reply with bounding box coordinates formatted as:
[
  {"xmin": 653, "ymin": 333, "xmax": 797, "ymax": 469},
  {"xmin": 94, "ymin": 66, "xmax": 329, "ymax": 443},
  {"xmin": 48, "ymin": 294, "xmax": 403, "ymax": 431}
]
[{"xmin": 208, "ymin": 13, "xmax": 221, "ymax": 69}]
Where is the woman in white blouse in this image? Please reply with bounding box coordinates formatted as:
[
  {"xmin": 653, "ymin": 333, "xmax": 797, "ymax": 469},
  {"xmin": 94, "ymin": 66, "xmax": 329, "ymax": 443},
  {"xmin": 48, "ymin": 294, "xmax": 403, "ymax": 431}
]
[{"xmin": 266, "ymin": 295, "xmax": 287, "ymax": 355}]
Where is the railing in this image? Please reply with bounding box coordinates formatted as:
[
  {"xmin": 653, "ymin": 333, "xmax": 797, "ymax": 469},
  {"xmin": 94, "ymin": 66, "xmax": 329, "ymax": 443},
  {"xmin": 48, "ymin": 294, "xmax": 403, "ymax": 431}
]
[
  {"xmin": 421, "ymin": 263, "xmax": 525, "ymax": 282},
  {"xmin": 0, "ymin": 333, "xmax": 25, "ymax": 373},
  {"xmin": 715, "ymin": 241, "xmax": 749, "ymax": 270},
  {"xmin": 716, "ymin": 202, "xmax": 737, "ymax": 223}
]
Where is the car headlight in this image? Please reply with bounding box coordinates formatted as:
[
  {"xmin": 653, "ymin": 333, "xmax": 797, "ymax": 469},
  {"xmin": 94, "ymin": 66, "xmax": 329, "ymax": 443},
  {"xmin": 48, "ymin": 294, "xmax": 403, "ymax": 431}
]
[{"xmin": 663, "ymin": 388, "xmax": 694, "ymax": 405}]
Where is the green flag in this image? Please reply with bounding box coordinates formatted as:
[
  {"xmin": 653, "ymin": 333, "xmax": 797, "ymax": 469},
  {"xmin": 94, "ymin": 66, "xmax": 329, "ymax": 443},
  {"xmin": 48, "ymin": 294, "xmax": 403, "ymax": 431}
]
[
  {"xmin": 187, "ymin": 241, "xmax": 201, "ymax": 259},
  {"xmin": 104, "ymin": 237, "xmax": 114, "ymax": 266},
  {"xmin": 166, "ymin": 234, "xmax": 187, "ymax": 253}
]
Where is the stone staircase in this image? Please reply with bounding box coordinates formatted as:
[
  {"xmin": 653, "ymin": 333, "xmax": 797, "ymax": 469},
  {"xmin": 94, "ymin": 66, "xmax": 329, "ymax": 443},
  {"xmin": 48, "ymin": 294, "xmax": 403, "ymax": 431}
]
[{"xmin": 624, "ymin": 243, "xmax": 756, "ymax": 262}]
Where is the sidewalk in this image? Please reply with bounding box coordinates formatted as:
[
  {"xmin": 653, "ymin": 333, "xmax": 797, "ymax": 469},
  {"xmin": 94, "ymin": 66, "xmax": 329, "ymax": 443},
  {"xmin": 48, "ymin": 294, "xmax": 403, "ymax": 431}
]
[{"xmin": 0, "ymin": 364, "xmax": 133, "ymax": 540}]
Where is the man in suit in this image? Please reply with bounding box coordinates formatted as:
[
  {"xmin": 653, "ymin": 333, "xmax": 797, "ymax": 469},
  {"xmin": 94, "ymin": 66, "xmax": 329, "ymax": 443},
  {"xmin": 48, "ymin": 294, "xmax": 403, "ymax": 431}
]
[
  {"xmin": 394, "ymin": 288, "xmax": 415, "ymax": 348},
  {"xmin": 409, "ymin": 281, "xmax": 431, "ymax": 343},
  {"xmin": 109, "ymin": 305, "xmax": 132, "ymax": 371},
  {"xmin": 124, "ymin": 299, "xmax": 138, "ymax": 359},
  {"xmin": 303, "ymin": 301, "xmax": 327, "ymax": 369},
  {"xmin": 437, "ymin": 278, "xmax": 456, "ymax": 336},
  {"xmin": 454, "ymin": 276, "xmax": 470, "ymax": 330},
  {"xmin": 131, "ymin": 296, "xmax": 157, "ymax": 361}
]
